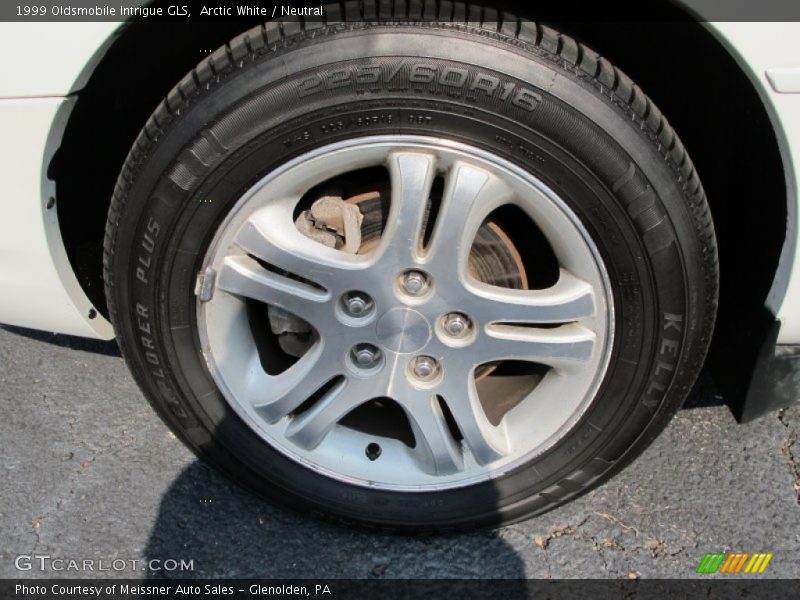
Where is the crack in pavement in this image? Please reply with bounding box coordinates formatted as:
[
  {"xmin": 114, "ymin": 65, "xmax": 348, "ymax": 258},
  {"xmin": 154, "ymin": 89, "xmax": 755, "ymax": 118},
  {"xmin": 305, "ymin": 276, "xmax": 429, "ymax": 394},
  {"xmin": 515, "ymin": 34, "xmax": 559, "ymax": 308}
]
[
  {"xmin": 583, "ymin": 530, "xmax": 611, "ymax": 574},
  {"xmin": 778, "ymin": 409, "xmax": 800, "ymax": 505},
  {"xmin": 29, "ymin": 517, "xmax": 43, "ymax": 554},
  {"xmin": 532, "ymin": 516, "xmax": 654, "ymax": 577},
  {"xmin": 27, "ymin": 492, "xmax": 68, "ymax": 557},
  {"xmin": 533, "ymin": 520, "xmax": 585, "ymax": 578},
  {"xmin": 593, "ymin": 511, "xmax": 641, "ymax": 537}
]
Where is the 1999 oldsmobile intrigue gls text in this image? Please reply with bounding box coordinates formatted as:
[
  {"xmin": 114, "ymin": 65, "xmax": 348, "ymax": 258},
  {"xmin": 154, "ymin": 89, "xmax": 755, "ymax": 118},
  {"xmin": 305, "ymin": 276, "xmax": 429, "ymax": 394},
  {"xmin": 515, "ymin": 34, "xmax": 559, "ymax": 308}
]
[{"xmin": 1, "ymin": 1, "xmax": 799, "ymax": 529}]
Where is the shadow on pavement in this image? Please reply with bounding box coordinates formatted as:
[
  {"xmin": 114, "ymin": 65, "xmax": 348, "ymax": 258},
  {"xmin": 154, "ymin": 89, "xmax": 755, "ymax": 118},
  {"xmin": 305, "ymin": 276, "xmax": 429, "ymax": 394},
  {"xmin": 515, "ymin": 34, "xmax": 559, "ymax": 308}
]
[
  {"xmin": 143, "ymin": 460, "xmax": 528, "ymax": 580},
  {"xmin": 0, "ymin": 324, "xmax": 120, "ymax": 357},
  {"xmin": 680, "ymin": 371, "xmax": 726, "ymax": 409}
]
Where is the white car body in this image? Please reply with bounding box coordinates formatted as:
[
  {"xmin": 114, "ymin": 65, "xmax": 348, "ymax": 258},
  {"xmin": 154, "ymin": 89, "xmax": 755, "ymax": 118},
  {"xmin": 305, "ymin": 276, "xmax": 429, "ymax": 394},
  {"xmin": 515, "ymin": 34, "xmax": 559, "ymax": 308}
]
[{"xmin": 0, "ymin": 18, "xmax": 798, "ymax": 348}]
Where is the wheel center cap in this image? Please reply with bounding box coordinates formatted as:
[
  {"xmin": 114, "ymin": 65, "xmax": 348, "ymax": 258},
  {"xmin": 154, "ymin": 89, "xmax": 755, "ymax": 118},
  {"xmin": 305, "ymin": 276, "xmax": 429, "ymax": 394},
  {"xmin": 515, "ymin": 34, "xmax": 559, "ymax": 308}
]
[{"xmin": 376, "ymin": 308, "xmax": 431, "ymax": 354}]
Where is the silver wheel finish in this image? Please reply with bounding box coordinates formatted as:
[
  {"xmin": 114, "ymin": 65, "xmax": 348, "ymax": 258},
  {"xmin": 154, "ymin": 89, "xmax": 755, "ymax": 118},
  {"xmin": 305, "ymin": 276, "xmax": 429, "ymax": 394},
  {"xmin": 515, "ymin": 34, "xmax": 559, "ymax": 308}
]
[{"xmin": 198, "ymin": 136, "xmax": 614, "ymax": 491}]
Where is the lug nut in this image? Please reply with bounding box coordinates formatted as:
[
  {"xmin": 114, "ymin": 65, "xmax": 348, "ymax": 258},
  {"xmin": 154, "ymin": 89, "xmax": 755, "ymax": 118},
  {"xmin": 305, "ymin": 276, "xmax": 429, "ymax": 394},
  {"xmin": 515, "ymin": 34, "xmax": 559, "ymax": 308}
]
[
  {"xmin": 351, "ymin": 343, "xmax": 381, "ymax": 369},
  {"xmin": 342, "ymin": 291, "xmax": 373, "ymax": 317},
  {"xmin": 411, "ymin": 355, "xmax": 440, "ymax": 381},
  {"xmin": 442, "ymin": 312, "xmax": 472, "ymax": 338},
  {"xmin": 400, "ymin": 270, "xmax": 429, "ymax": 296}
]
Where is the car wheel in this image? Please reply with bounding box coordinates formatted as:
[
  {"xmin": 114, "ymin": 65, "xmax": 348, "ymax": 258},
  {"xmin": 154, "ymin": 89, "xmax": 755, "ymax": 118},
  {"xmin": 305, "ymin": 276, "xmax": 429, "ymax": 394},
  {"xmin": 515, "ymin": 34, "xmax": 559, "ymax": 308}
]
[{"xmin": 104, "ymin": 3, "xmax": 718, "ymax": 530}]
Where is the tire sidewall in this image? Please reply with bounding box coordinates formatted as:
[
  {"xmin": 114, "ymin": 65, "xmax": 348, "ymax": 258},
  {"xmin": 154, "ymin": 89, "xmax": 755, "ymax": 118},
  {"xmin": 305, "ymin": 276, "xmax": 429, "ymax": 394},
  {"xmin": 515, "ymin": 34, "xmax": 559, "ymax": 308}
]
[{"xmin": 110, "ymin": 24, "xmax": 705, "ymax": 528}]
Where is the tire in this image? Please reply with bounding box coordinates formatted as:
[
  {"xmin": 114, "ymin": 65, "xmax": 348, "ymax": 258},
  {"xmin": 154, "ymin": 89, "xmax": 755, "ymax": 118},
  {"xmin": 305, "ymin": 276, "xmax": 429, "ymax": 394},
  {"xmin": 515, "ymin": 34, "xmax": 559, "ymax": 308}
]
[{"xmin": 104, "ymin": 2, "xmax": 718, "ymax": 531}]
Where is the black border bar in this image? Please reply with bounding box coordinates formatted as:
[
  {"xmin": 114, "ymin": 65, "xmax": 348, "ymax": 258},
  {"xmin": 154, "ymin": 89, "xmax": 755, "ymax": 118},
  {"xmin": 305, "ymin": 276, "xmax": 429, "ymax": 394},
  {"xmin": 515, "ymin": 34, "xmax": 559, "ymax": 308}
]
[
  {"xmin": 3, "ymin": 0, "xmax": 800, "ymax": 23},
  {"xmin": 3, "ymin": 579, "xmax": 800, "ymax": 600}
]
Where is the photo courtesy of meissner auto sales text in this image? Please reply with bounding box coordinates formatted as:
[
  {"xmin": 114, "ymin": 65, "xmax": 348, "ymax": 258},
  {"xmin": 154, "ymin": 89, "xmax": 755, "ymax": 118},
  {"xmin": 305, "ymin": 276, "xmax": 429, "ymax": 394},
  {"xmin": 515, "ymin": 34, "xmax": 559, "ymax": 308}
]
[{"xmin": 0, "ymin": 0, "xmax": 798, "ymax": 598}]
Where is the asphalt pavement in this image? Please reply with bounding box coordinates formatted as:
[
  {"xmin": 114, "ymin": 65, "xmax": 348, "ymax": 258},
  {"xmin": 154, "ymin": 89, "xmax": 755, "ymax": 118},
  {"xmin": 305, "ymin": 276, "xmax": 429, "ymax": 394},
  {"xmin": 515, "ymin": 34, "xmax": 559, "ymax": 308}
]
[{"xmin": 1, "ymin": 323, "xmax": 798, "ymax": 579}]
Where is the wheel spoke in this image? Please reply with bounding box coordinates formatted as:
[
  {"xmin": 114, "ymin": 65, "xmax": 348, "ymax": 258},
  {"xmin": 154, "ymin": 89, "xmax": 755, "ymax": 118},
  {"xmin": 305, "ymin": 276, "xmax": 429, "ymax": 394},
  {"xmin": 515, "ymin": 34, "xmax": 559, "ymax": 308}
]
[
  {"xmin": 217, "ymin": 255, "xmax": 330, "ymax": 325},
  {"xmin": 285, "ymin": 374, "xmax": 384, "ymax": 450},
  {"xmin": 235, "ymin": 206, "xmax": 365, "ymax": 290},
  {"xmin": 478, "ymin": 323, "xmax": 596, "ymax": 371},
  {"xmin": 465, "ymin": 270, "xmax": 596, "ymax": 324},
  {"xmin": 437, "ymin": 371, "xmax": 509, "ymax": 465},
  {"xmin": 375, "ymin": 152, "xmax": 436, "ymax": 265},
  {"xmin": 424, "ymin": 162, "xmax": 513, "ymax": 278},
  {"xmin": 402, "ymin": 392, "xmax": 463, "ymax": 475},
  {"xmin": 250, "ymin": 343, "xmax": 340, "ymax": 423}
]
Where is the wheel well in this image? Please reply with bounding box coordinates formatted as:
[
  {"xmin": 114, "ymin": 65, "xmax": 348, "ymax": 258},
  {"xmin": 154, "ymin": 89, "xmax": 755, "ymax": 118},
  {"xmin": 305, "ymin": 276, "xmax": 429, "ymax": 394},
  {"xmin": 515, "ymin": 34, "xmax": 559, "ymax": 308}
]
[
  {"xmin": 554, "ymin": 19, "xmax": 787, "ymax": 400},
  {"xmin": 53, "ymin": 19, "xmax": 262, "ymax": 318},
  {"xmin": 54, "ymin": 11, "xmax": 786, "ymax": 398}
]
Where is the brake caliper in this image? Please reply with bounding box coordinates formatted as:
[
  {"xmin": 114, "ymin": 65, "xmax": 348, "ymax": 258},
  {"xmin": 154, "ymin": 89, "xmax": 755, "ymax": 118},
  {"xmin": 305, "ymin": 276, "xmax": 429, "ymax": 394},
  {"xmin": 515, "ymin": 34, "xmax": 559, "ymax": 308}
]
[
  {"xmin": 268, "ymin": 196, "xmax": 365, "ymax": 357},
  {"xmin": 293, "ymin": 195, "xmax": 364, "ymax": 254}
]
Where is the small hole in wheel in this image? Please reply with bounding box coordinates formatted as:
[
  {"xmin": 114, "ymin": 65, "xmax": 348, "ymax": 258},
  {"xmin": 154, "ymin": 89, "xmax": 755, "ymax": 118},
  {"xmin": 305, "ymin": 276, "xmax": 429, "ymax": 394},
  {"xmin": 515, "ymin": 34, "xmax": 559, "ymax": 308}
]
[{"xmin": 365, "ymin": 442, "xmax": 382, "ymax": 461}]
